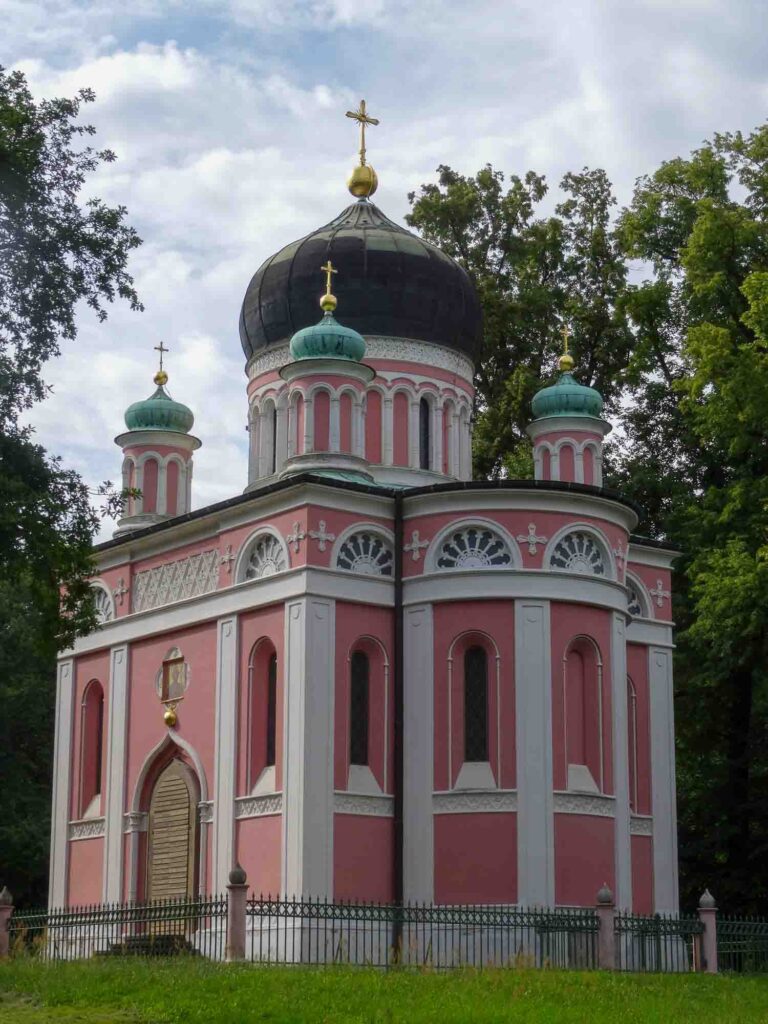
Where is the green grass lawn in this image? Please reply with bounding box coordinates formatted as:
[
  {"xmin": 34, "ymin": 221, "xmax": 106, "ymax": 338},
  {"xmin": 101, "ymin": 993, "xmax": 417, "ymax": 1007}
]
[{"xmin": 1, "ymin": 959, "xmax": 767, "ymax": 1024}]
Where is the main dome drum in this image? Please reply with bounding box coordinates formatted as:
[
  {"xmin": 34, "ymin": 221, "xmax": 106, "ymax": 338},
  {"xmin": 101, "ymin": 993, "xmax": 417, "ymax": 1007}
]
[{"xmin": 239, "ymin": 199, "xmax": 482, "ymax": 362}]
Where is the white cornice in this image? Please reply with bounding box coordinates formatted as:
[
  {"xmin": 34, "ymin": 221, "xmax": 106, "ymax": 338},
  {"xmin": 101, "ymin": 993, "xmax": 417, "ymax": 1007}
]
[
  {"xmin": 114, "ymin": 429, "xmax": 201, "ymax": 452},
  {"xmin": 626, "ymin": 619, "xmax": 674, "ymax": 646},
  {"xmin": 627, "ymin": 543, "xmax": 680, "ymax": 569}
]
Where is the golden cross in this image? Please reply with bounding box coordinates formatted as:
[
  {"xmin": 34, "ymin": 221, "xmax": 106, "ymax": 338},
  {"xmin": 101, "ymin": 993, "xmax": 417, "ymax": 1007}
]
[
  {"xmin": 321, "ymin": 260, "xmax": 337, "ymax": 295},
  {"xmin": 345, "ymin": 99, "xmax": 379, "ymax": 167},
  {"xmin": 154, "ymin": 341, "xmax": 169, "ymax": 372},
  {"xmin": 560, "ymin": 324, "xmax": 571, "ymax": 355}
]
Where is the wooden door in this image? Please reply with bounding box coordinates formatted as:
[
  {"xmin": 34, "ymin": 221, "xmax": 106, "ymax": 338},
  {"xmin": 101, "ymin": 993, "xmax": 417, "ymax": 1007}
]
[{"xmin": 147, "ymin": 759, "xmax": 197, "ymax": 902}]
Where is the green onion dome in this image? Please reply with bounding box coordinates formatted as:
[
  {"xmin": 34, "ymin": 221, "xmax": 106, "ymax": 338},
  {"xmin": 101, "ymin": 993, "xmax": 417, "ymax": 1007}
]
[
  {"xmin": 289, "ymin": 309, "xmax": 366, "ymax": 362},
  {"xmin": 531, "ymin": 369, "xmax": 604, "ymax": 420},
  {"xmin": 124, "ymin": 376, "xmax": 195, "ymax": 433}
]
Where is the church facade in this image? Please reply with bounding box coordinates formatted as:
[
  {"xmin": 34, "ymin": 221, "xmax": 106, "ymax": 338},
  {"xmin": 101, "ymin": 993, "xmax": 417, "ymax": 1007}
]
[{"xmin": 50, "ymin": 108, "xmax": 679, "ymax": 914}]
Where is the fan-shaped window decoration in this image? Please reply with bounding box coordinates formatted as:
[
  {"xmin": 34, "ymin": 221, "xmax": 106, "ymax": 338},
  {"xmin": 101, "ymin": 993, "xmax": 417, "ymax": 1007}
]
[
  {"xmin": 436, "ymin": 526, "xmax": 512, "ymax": 570},
  {"xmin": 627, "ymin": 579, "xmax": 645, "ymax": 617},
  {"xmin": 92, "ymin": 585, "xmax": 114, "ymax": 624},
  {"xmin": 550, "ymin": 532, "xmax": 606, "ymax": 576},
  {"xmin": 336, "ymin": 532, "xmax": 393, "ymax": 576},
  {"xmin": 244, "ymin": 533, "xmax": 288, "ymax": 579}
]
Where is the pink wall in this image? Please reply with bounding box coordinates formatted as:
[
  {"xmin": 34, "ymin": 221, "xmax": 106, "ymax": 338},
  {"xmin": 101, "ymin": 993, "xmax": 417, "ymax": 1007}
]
[
  {"xmin": 583, "ymin": 446, "xmax": 595, "ymax": 486},
  {"xmin": 340, "ymin": 392, "xmax": 352, "ymax": 453},
  {"xmin": 365, "ymin": 390, "xmax": 382, "ymax": 463},
  {"xmin": 434, "ymin": 814, "xmax": 517, "ymax": 904},
  {"xmin": 432, "ymin": 601, "xmax": 515, "ymax": 791},
  {"xmin": 393, "ymin": 392, "xmax": 409, "ymax": 466},
  {"xmin": 627, "ymin": 644, "xmax": 651, "ymax": 815},
  {"xmin": 236, "ymin": 816, "xmax": 282, "ymax": 896},
  {"xmin": 70, "ymin": 651, "xmax": 110, "ymax": 821},
  {"xmin": 334, "ymin": 603, "xmax": 394, "ymax": 793},
  {"xmin": 559, "ymin": 444, "xmax": 575, "ymax": 482},
  {"xmin": 238, "ymin": 605, "xmax": 285, "ymax": 794},
  {"xmin": 166, "ymin": 459, "xmax": 179, "ymax": 515},
  {"xmin": 334, "ymin": 816, "xmax": 394, "ymax": 901},
  {"xmin": 554, "ymin": 815, "xmax": 614, "ymax": 906},
  {"xmin": 631, "ymin": 835, "xmax": 654, "ymax": 914},
  {"xmin": 67, "ymin": 839, "xmax": 104, "ymax": 906},
  {"xmin": 314, "ymin": 390, "xmax": 330, "ymax": 451},
  {"xmin": 142, "ymin": 458, "xmax": 159, "ymax": 513}
]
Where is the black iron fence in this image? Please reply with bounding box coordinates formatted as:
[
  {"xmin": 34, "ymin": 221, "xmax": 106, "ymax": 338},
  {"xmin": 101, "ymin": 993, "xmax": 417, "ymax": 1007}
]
[
  {"xmin": 8, "ymin": 895, "xmax": 227, "ymax": 961},
  {"xmin": 718, "ymin": 916, "xmax": 768, "ymax": 973},
  {"xmin": 245, "ymin": 896, "xmax": 598, "ymax": 969},
  {"xmin": 615, "ymin": 911, "xmax": 704, "ymax": 973}
]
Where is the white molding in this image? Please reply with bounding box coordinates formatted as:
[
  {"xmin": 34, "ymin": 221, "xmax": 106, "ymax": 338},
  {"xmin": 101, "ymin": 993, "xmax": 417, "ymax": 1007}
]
[
  {"xmin": 50, "ymin": 660, "xmax": 75, "ymax": 908},
  {"xmin": 630, "ymin": 815, "xmax": 653, "ymax": 836},
  {"xmin": 611, "ymin": 612, "xmax": 632, "ymax": 910},
  {"xmin": 68, "ymin": 817, "xmax": 106, "ymax": 840},
  {"xmin": 649, "ymin": 647, "xmax": 680, "ymax": 912},
  {"xmin": 433, "ymin": 791, "xmax": 517, "ymax": 814},
  {"xmin": 212, "ymin": 615, "xmax": 239, "ymax": 892},
  {"xmin": 235, "ymin": 793, "xmax": 283, "ymax": 819},
  {"xmin": 114, "ymin": 428, "xmax": 201, "ymax": 452},
  {"xmin": 404, "ymin": 570, "xmax": 628, "ymax": 613},
  {"xmin": 625, "ymin": 619, "xmax": 674, "ymax": 647},
  {"xmin": 282, "ymin": 597, "xmax": 336, "ymax": 898},
  {"xmin": 553, "ymin": 792, "xmax": 616, "ymax": 816},
  {"xmin": 515, "ymin": 600, "xmax": 554, "ymax": 907},
  {"xmin": 403, "ymin": 604, "xmax": 434, "ymax": 902},
  {"xmin": 334, "ymin": 793, "xmax": 394, "ymax": 817},
  {"xmin": 627, "ymin": 543, "xmax": 679, "ymax": 570},
  {"xmin": 103, "ymin": 645, "xmax": 129, "ymax": 901}
]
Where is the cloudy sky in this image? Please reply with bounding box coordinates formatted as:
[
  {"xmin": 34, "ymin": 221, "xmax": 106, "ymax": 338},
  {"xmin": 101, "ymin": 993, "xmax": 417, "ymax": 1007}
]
[{"xmin": 5, "ymin": 0, "xmax": 768, "ymax": 535}]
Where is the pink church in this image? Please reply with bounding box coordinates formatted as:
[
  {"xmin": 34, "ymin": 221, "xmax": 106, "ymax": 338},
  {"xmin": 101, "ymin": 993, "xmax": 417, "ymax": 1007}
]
[{"xmin": 50, "ymin": 129, "xmax": 679, "ymax": 917}]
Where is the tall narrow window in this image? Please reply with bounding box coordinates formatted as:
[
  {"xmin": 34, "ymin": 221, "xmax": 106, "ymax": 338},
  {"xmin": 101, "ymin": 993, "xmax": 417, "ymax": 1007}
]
[
  {"xmin": 80, "ymin": 680, "xmax": 104, "ymax": 817},
  {"xmin": 628, "ymin": 677, "xmax": 638, "ymax": 812},
  {"xmin": 349, "ymin": 651, "xmax": 370, "ymax": 766},
  {"xmin": 464, "ymin": 646, "xmax": 488, "ymax": 761},
  {"xmin": 266, "ymin": 652, "xmax": 277, "ymax": 768},
  {"xmin": 419, "ymin": 397, "xmax": 431, "ymax": 470}
]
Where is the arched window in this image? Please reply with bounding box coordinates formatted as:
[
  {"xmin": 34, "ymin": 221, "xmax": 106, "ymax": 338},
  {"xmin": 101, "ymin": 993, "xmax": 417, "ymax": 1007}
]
[
  {"xmin": 240, "ymin": 531, "xmax": 289, "ymax": 581},
  {"xmin": 628, "ymin": 677, "xmax": 638, "ymax": 812},
  {"xmin": 91, "ymin": 584, "xmax": 114, "ymax": 624},
  {"xmin": 550, "ymin": 531, "xmax": 607, "ymax": 576},
  {"xmin": 464, "ymin": 646, "xmax": 488, "ymax": 762},
  {"xmin": 563, "ymin": 637, "xmax": 603, "ymax": 793},
  {"xmin": 80, "ymin": 680, "xmax": 104, "ymax": 817},
  {"xmin": 248, "ymin": 641, "xmax": 278, "ymax": 790},
  {"xmin": 419, "ymin": 397, "xmax": 431, "ymax": 470},
  {"xmin": 336, "ymin": 531, "xmax": 393, "ymax": 576},
  {"xmin": 349, "ymin": 651, "xmax": 370, "ymax": 766},
  {"xmin": 627, "ymin": 577, "xmax": 648, "ymax": 618},
  {"xmin": 435, "ymin": 524, "xmax": 513, "ymax": 570}
]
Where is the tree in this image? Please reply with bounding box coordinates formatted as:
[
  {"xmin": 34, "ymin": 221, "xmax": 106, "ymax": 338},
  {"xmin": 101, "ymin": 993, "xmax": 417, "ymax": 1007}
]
[
  {"xmin": 0, "ymin": 68, "xmax": 141, "ymax": 904},
  {"xmin": 406, "ymin": 164, "xmax": 632, "ymax": 478}
]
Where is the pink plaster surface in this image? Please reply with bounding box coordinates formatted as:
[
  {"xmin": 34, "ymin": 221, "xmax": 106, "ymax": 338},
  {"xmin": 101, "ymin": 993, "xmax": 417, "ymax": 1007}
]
[
  {"xmin": 122, "ymin": 444, "xmax": 193, "ymax": 459},
  {"xmin": 333, "ymin": 816, "xmax": 394, "ymax": 901},
  {"xmin": 432, "ymin": 602, "xmax": 515, "ymax": 791},
  {"xmin": 554, "ymin": 814, "xmax": 614, "ymax": 906},
  {"xmin": 365, "ymin": 389, "xmax": 383, "ymax": 464},
  {"xmin": 238, "ymin": 605, "xmax": 285, "ymax": 794},
  {"xmin": 534, "ymin": 429, "xmax": 603, "ymax": 447},
  {"xmin": 434, "ymin": 814, "xmax": 517, "ymax": 904},
  {"xmin": 627, "ymin": 644, "xmax": 651, "ymax": 815},
  {"xmin": 627, "ymin": 564, "xmax": 673, "ymax": 621},
  {"xmin": 550, "ymin": 603, "xmax": 613, "ymax": 794},
  {"xmin": 631, "ymin": 834, "xmax": 654, "ymax": 914},
  {"xmin": 142, "ymin": 458, "xmax": 159, "ymax": 513},
  {"xmin": 70, "ymin": 651, "xmax": 110, "ymax": 820},
  {"xmin": 559, "ymin": 443, "xmax": 576, "ymax": 482},
  {"xmin": 313, "ymin": 390, "xmax": 330, "ymax": 451},
  {"xmin": 340, "ymin": 392, "xmax": 353, "ymax": 453},
  {"xmin": 367, "ymin": 360, "xmax": 474, "ymax": 392},
  {"xmin": 236, "ymin": 816, "xmax": 282, "ymax": 896},
  {"xmin": 67, "ymin": 838, "xmax": 104, "ymax": 906},
  {"xmin": 166, "ymin": 459, "xmax": 179, "ymax": 516},
  {"xmin": 334, "ymin": 603, "xmax": 394, "ymax": 793},
  {"xmin": 393, "ymin": 392, "xmax": 409, "ymax": 466}
]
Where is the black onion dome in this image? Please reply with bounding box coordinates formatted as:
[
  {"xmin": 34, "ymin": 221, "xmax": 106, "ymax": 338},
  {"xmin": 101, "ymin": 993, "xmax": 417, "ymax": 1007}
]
[{"xmin": 239, "ymin": 199, "xmax": 482, "ymax": 362}]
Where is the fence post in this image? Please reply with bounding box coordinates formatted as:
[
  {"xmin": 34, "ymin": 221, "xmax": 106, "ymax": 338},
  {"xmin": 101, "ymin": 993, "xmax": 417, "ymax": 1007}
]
[
  {"xmin": 596, "ymin": 884, "xmax": 616, "ymax": 970},
  {"xmin": 226, "ymin": 865, "xmax": 248, "ymax": 962},
  {"xmin": 0, "ymin": 887, "xmax": 12, "ymax": 958},
  {"xmin": 698, "ymin": 889, "xmax": 718, "ymax": 974}
]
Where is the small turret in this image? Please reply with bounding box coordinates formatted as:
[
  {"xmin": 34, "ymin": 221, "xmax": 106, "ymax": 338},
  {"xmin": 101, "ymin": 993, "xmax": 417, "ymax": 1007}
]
[
  {"xmin": 113, "ymin": 344, "xmax": 201, "ymax": 537},
  {"xmin": 526, "ymin": 328, "xmax": 610, "ymax": 486}
]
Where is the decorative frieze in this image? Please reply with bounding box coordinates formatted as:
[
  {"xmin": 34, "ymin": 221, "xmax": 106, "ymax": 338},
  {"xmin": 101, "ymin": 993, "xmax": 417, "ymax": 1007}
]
[
  {"xmin": 334, "ymin": 793, "xmax": 394, "ymax": 817},
  {"xmin": 553, "ymin": 792, "xmax": 615, "ymax": 817},
  {"xmin": 432, "ymin": 791, "xmax": 517, "ymax": 814},
  {"xmin": 235, "ymin": 793, "xmax": 283, "ymax": 819},
  {"xmin": 630, "ymin": 815, "xmax": 653, "ymax": 836},
  {"xmin": 68, "ymin": 817, "xmax": 105, "ymax": 840},
  {"xmin": 132, "ymin": 550, "xmax": 219, "ymax": 612}
]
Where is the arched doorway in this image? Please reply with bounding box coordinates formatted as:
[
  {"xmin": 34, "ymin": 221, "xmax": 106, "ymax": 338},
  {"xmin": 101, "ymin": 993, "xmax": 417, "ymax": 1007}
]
[{"xmin": 146, "ymin": 759, "xmax": 199, "ymax": 902}]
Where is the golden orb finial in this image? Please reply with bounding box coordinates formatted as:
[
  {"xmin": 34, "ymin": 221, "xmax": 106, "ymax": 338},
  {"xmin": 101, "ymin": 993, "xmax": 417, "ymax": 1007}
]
[
  {"xmin": 320, "ymin": 260, "xmax": 338, "ymax": 312},
  {"xmin": 163, "ymin": 706, "xmax": 177, "ymax": 728},
  {"xmin": 153, "ymin": 341, "xmax": 169, "ymax": 386},
  {"xmin": 558, "ymin": 324, "xmax": 574, "ymax": 372},
  {"xmin": 345, "ymin": 99, "xmax": 379, "ymax": 198}
]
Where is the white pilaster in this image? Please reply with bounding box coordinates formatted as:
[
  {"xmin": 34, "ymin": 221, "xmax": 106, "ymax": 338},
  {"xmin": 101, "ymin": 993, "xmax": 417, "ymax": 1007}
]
[
  {"xmin": 408, "ymin": 400, "xmax": 419, "ymax": 469},
  {"xmin": 403, "ymin": 604, "xmax": 434, "ymax": 901},
  {"xmin": 212, "ymin": 615, "xmax": 239, "ymax": 892},
  {"xmin": 282, "ymin": 597, "xmax": 335, "ymax": 897},
  {"xmin": 382, "ymin": 396, "xmax": 394, "ymax": 466},
  {"xmin": 275, "ymin": 400, "xmax": 288, "ymax": 471},
  {"xmin": 303, "ymin": 397, "xmax": 314, "ymax": 453},
  {"xmin": 103, "ymin": 645, "xmax": 129, "ymax": 902},
  {"xmin": 610, "ymin": 613, "xmax": 632, "ymax": 909},
  {"xmin": 329, "ymin": 396, "xmax": 340, "ymax": 452},
  {"xmin": 515, "ymin": 600, "xmax": 554, "ymax": 906},
  {"xmin": 433, "ymin": 402, "xmax": 443, "ymax": 474},
  {"xmin": 575, "ymin": 446, "xmax": 585, "ymax": 484},
  {"xmin": 157, "ymin": 460, "xmax": 168, "ymax": 515},
  {"xmin": 49, "ymin": 660, "xmax": 75, "ymax": 908},
  {"xmin": 649, "ymin": 646, "xmax": 679, "ymax": 912}
]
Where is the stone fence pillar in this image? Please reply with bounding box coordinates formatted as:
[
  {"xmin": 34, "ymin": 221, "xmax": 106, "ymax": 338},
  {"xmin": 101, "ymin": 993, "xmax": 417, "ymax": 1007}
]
[
  {"xmin": 698, "ymin": 889, "xmax": 718, "ymax": 973},
  {"xmin": 0, "ymin": 887, "xmax": 13, "ymax": 958},
  {"xmin": 226, "ymin": 865, "xmax": 248, "ymax": 962},
  {"xmin": 595, "ymin": 884, "xmax": 616, "ymax": 970}
]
